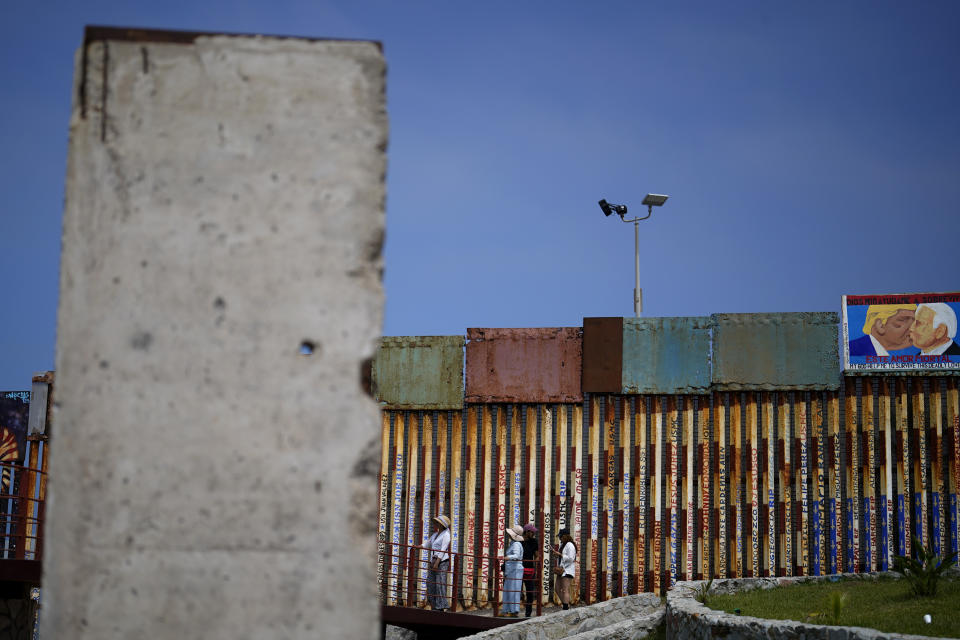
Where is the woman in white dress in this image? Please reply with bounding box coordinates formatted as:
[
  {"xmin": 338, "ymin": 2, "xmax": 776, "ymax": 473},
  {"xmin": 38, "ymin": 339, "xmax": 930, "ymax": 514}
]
[{"xmin": 501, "ymin": 524, "xmax": 525, "ymax": 616}]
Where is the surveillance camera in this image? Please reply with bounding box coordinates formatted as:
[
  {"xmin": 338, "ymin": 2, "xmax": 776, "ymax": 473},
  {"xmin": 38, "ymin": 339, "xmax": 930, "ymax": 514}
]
[{"xmin": 600, "ymin": 198, "xmax": 628, "ymax": 217}]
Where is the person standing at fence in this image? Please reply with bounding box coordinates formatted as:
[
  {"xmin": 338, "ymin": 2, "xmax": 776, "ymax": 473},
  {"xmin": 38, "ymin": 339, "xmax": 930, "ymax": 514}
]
[
  {"xmin": 501, "ymin": 524, "xmax": 524, "ymax": 617},
  {"xmin": 551, "ymin": 528, "xmax": 577, "ymax": 610},
  {"xmin": 426, "ymin": 514, "xmax": 451, "ymax": 611},
  {"xmin": 521, "ymin": 523, "xmax": 539, "ymax": 617}
]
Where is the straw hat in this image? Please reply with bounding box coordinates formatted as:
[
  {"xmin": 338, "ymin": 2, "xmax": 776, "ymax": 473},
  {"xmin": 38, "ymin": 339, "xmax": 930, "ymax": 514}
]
[
  {"xmin": 433, "ymin": 514, "xmax": 451, "ymax": 529},
  {"xmin": 506, "ymin": 524, "xmax": 524, "ymax": 542}
]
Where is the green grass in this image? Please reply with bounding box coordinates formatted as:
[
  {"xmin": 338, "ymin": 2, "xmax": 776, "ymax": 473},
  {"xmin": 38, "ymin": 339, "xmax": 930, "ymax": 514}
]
[
  {"xmin": 649, "ymin": 622, "xmax": 666, "ymax": 640},
  {"xmin": 706, "ymin": 576, "xmax": 960, "ymax": 638}
]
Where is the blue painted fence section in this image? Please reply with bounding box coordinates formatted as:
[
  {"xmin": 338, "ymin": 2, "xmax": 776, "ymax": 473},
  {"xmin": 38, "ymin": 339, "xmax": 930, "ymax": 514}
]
[
  {"xmin": 879, "ymin": 495, "xmax": 889, "ymax": 570},
  {"xmin": 897, "ymin": 495, "xmax": 906, "ymax": 556},
  {"xmin": 952, "ymin": 496, "xmax": 959, "ymax": 553},
  {"xmin": 829, "ymin": 499, "xmax": 838, "ymax": 574},
  {"xmin": 621, "ymin": 317, "xmax": 711, "ymax": 394},
  {"xmin": 813, "ymin": 499, "xmax": 821, "ymax": 575}
]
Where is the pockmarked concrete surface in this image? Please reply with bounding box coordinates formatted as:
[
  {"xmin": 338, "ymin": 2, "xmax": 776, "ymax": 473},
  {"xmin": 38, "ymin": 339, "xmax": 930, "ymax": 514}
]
[{"xmin": 44, "ymin": 31, "xmax": 385, "ymax": 639}]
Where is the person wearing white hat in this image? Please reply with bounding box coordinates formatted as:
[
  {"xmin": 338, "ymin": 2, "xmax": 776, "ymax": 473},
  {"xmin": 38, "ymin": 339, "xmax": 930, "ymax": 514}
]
[
  {"xmin": 501, "ymin": 524, "xmax": 525, "ymax": 617},
  {"xmin": 426, "ymin": 514, "xmax": 451, "ymax": 611}
]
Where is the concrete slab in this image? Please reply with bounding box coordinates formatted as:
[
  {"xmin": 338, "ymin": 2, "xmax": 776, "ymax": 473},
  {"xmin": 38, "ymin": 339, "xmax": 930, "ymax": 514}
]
[{"xmin": 44, "ymin": 28, "xmax": 386, "ymax": 639}]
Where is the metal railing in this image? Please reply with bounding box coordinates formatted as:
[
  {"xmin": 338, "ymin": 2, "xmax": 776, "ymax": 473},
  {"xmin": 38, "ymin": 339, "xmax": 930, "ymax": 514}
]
[
  {"xmin": 0, "ymin": 449, "xmax": 47, "ymax": 562},
  {"xmin": 378, "ymin": 540, "xmax": 544, "ymax": 617}
]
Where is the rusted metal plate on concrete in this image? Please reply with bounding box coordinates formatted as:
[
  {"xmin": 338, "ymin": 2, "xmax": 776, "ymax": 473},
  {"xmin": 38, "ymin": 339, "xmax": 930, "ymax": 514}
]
[
  {"xmin": 372, "ymin": 336, "xmax": 465, "ymax": 409},
  {"xmin": 465, "ymin": 327, "xmax": 583, "ymax": 403},
  {"xmin": 622, "ymin": 317, "xmax": 712, "ymax": 394},
  {"xmin": 712, "ymin": 312, "xmax": 840, "ymax": 390},
  {"xmin": 582, "ymin": 317, "xmax": 624, "ymax": 393}
]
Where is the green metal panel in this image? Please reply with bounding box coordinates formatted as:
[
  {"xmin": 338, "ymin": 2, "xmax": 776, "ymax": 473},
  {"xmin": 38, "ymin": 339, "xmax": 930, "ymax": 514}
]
[
  {"xmin": 621, "ymin": 317, "xmax": 712, "ymax": 394},
  {"xmin": 712, "ymin": 312, "xmax": 840, "ymax": 390},
  {"xmin": 372, "ymin": 336, "xmax": 465, "ymax": 409}
]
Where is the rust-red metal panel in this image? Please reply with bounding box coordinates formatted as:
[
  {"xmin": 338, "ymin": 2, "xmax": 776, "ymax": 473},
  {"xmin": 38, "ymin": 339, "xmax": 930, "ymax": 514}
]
[
  {"xmin": 372, "ymin": 336, "xmax": 464, "ymax": 409},
  {"xmin": 465, "ymin": 328, "xmax": 583, "ymax": 403},
  {"xmin": 582, "ymin": 318, "xmax": 624, "ymax": 393}
]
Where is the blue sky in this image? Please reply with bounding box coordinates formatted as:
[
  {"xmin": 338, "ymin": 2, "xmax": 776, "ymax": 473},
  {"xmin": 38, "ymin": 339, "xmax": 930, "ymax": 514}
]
[{"xmin": 1, "ymin": 2, "xmax": 959, "ymax": 389}]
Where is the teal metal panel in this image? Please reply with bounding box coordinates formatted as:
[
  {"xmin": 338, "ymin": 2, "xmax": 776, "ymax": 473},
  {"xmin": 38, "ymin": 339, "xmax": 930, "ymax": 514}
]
[
  {"xmin": 712, "ymin": 312, "xmax": 840, "ymax": 390},
  {"xmin": 621, "ymin": 317, "xmax": 712, "ymax": 394},
  {"xmin": 372, "ymin": 336, "xmax": 464, "ymax": 409}
]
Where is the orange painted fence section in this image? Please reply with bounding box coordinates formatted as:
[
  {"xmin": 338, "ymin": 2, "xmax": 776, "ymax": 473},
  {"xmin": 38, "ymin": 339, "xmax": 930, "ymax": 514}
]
[{"xmin": 377, "ymin": 377, "xmax": 960, "ymax": 604}]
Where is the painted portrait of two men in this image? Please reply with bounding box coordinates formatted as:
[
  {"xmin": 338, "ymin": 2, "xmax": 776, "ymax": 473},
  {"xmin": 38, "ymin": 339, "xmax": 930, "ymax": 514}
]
[{"xmin": 844, "ymin": 294, "xmax": 960, "ymax": 369}]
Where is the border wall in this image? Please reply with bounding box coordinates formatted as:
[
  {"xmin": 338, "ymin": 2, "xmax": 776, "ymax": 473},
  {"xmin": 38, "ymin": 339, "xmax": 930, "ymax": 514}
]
[{"xmin": 374, "ymin": 314, "xmax": 959, "ymax": 607}]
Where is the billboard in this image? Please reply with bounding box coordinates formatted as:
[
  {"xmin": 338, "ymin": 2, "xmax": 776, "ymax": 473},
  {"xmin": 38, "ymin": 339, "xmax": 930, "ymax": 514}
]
[
  {"xmin": 0, "ymin": 390, "xmax": 30, "ymax": 488},
  {"xmin": 842, "ymin": 292, "xmax": 960, "ymax": 371}
]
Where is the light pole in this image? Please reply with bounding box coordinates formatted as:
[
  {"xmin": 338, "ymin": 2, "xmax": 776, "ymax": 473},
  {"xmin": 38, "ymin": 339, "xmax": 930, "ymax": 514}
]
[{"xmin": 598, "ymin": 193, "xmax": 669, "ymax": 317}]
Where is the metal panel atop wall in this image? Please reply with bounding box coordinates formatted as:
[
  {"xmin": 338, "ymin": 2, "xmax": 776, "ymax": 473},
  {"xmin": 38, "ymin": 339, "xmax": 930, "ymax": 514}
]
[
  {"xmin": 27, "ymin": 372, "xmax": 53, "ymax": 436},
  {"xmin": 622, "ymin": 317, "xmax": 712, "ymax": 394},
  {"xmin": 712, "ymin": 312, "xmax": 840, "ymax": 390},
  {"xmin": 582, "ymin": 317, "xmax": 624, "ymax": 393},
  {"xmin": 373, "ymin": 336, "xmax": 465, "ymax": 409},
  {"xmin": 465, "ymin": 327, "xmax": 583, "ymax": 403}
]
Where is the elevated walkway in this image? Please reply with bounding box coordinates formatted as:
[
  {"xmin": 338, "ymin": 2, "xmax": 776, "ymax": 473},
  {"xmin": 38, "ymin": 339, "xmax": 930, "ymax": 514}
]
[{"xmin": 381, "ymin": 605, "xmax": 517, "ymax": 640}]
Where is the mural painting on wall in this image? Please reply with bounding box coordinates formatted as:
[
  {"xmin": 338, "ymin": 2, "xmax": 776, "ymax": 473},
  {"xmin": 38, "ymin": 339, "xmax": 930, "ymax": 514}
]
[
  {"xmin": 843, "ymin": 292, "xmax": 960, "ymax": 371},
  {"xmin": 0, "ymin": 391, "xmax": 30, "ymax": 489}
]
